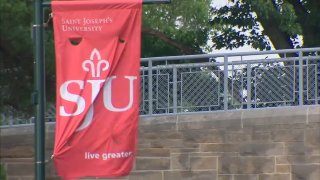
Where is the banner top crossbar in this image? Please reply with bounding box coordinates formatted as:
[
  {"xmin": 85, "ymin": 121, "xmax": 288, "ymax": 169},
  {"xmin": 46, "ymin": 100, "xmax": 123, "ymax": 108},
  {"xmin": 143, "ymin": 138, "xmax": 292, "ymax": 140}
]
[{"xmin": 42, "ymin": 0, "xmax": 171, "ymax": 7}]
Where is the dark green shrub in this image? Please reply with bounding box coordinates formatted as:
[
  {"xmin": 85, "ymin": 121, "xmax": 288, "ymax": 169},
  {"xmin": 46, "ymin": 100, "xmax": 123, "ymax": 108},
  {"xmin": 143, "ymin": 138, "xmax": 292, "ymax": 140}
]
[{"xmin": 0, "ymin": 164, "xmax": 6, "ymax": 180}]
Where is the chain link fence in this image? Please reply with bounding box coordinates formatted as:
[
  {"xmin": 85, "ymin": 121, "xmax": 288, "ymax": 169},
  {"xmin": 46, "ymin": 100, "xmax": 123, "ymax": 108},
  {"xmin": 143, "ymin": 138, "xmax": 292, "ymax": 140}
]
[{"xmin": 1, "ymin": 47, "xmax": 320, "ymax": 126}]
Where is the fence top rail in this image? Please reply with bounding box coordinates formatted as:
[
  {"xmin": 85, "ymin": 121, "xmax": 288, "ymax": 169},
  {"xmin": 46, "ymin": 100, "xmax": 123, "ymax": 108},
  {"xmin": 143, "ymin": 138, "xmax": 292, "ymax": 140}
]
[{"xmin": 141, "ymin": 47, "xmax": 320, "ymax": 62}]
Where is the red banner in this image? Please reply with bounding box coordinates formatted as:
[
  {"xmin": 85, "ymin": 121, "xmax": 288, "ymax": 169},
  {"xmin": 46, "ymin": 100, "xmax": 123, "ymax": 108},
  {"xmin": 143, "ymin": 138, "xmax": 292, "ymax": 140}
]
[{"xmin": 52, "ymin": 0, "xmax": 141, "ymax": 179}]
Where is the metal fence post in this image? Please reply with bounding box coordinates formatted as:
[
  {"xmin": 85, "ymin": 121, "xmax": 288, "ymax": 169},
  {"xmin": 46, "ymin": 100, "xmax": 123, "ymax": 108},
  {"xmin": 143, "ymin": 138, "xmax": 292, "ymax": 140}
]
[
  {"xmin": 299, "ymin": 51, "xmax": 304, "ymax": 106},
  {"xmin": 148, "ymin": 60, "xmax": 153, "ymax": 115},
  {"xmin": 247, "ymin": 62, "xmax": 252, "ymax": 109},
  {"xmin": 173, "ymin": 67, "xmax": 178, "ymax": 113},
  {"xmin": 224, "ymin": 56, "xmax": 228, "ymax": 110}
]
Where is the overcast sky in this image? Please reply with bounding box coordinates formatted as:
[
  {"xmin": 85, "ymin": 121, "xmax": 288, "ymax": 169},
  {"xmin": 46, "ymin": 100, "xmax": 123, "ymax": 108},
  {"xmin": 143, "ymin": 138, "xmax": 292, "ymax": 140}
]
[{"xmin": 211, "ymin": 0, "xmax": 229, "ymax": 8}]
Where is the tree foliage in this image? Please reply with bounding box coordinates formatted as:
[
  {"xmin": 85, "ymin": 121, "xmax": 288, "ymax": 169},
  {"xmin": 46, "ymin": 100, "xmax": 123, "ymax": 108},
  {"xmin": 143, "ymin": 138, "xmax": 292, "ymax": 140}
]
[
  {"xmin": 142, "ymin": 0, "xmax": 211, "ymax": 56},
  {"xmin": 0, "ymin": 0, "xmax": 34, "ymax": 115},
  {"xmin": 211, "ymin": 0, "xmax": 320, "ymax": 50}
]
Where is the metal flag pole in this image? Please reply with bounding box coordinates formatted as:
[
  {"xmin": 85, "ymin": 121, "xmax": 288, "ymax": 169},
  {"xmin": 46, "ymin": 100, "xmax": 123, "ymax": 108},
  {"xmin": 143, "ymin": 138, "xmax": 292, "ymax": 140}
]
[
  {"xmin": 34, "ymin": 0, "xmax": 45, "ymax": 179},
  {"xmin": 33, "ymin": 0, "xmax": 170, "ymax": 180}
]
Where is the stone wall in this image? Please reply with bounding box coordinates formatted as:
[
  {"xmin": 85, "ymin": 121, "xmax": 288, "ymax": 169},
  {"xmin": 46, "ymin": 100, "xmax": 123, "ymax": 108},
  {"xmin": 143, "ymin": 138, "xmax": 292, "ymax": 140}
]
[{"xmin": 1, "ymin": 106, "xmax": 320, "ymax": 180}]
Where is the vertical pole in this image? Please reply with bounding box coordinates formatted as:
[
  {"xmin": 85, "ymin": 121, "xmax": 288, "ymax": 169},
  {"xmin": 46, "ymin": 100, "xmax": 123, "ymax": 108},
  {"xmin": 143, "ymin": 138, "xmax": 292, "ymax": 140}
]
[
  {"xmin": 173, "ymin": 67, "xmax": 178, "ymax": 113},
  {"xmin": 224, "ymin": 56, "xmax": 228, "ymax": 110},
  {"xmin": 247, "ymin": 63, "xmax": 251, "ymax": 109},
  {"xmin": 148, "ymin": 60, "xmax": 153, "ymax": 115},
  {"xmin": 34, "ymin": 0, "xmax": 45, "ymax": 179},
  {"xmin": 299, "ymin": 51, "xmax": 303, "ymax": 106}
]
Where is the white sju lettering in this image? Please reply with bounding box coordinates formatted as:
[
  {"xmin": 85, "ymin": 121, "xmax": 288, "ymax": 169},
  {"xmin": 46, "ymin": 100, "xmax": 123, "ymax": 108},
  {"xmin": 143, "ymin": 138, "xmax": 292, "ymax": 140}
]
[
  {"xmin": 76, "ymin": 79, "xmax": 105, "ymax": 131},
  {"xmin": 103, "ymin": 76, "xmax": 137, "ymax": 112},
  {"xmin": 59, "ymin": 80, "xmax": 85, "ymax": 116},
  {"xmin": 59, "ymin": 76, "xmax": 137, "ymax": 130}
]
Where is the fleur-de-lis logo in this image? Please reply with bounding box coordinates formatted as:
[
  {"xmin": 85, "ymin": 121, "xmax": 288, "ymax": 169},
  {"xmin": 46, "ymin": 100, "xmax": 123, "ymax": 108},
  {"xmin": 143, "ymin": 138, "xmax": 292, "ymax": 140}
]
[{"xmin": 82, "ymin": 48, "xmax": 109, "ymax": 78}]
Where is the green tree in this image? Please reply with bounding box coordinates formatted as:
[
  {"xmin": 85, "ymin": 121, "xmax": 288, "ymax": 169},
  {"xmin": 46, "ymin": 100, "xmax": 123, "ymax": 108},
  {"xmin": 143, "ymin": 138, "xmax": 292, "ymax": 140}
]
[
  {"xmin": 210, "ymin": 0, "xmax": 320, "ymax": 50},
  {"xmin": 0, "ymin": 0, "xmax": 34, "ymax": 116},
  {"xmin": 142, "ymin": 0, "xmax": 211, "ymax": 56}
]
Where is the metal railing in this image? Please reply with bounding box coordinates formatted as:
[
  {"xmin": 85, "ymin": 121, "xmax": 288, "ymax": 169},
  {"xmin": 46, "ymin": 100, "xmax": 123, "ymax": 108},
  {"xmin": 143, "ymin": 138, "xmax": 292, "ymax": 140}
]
[
  {"xmin": 139, "ymin": 47, "xmax": 320, "ymax": 115},
  {"xmin": 1, "ymin": 47, "xmax": 320, "ymax": 126}
]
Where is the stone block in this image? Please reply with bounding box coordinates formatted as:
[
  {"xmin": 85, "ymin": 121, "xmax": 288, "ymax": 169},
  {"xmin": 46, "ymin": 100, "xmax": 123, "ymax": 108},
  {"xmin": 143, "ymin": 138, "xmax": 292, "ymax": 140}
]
[
  {"xmin": 223, "ymin": 131, "xmax": 251, "ymax": 143},
  {"xmin": 200, "ymin": 143, "xmax": 239, "ymax": 153},
  {"xmin": 276, "ymin": 155, "xmax": 320, "ymax": 164},
  {"xmin": 46, "ymin": 160, "xmax": 58, "ymax": 177},
  {"xmin": 150, "ymin": 139, "xmax": 198, "ymax": 149},
  {"xmin": 182, "ymin": 129, "xmax": 224, "ymax": 143},
  {"xmin": 190, "ymin": 156, "xmax": 217, "ymax": 170},
  {"xmin": 240, "ymin": 143, "xmax": 284, "ymax": 156},
  {"xmin": 253, "ymin": 123, "xmax": 307, "ymax": 132},
  {"xmin": 138, "ymin": 143, "xmax": 151, "ymax": 149},
  {"xmin": 306, "ymin": 122, "xmax": 320, "ymax": 128},
  {"xmin": 0, "ymin": 126, "xmax": 33, "ymax": 136},
  {"xmin": 149, "ymin": 139, "xmax": 183, "ymax": 148},
  {"xmin": 135, "ymin": 157, "xmax": 170, "ymax": 170},
  {"xmin": 276, "ymin": 164, "xmax": 291, "ymax": 173},
  {"xmin": 137, "ymin": 137, "xmax": 153, "ymax": 146},
  {"xmin": 6, "ymin": 177, "xmax": 20, "ymax": 180},
  {"xmin": 46, "ymin": 177, "xmax": 62, "ymax": 180},
  {"xmin": 218, "ymin": 156, "xmax": 274, "ymax": 174},
  {"xmin": 46, "ymin": 132, "xmax": 55, "ymax": 148},
  {"xmin": 171, "ymin": 153, "xmax": 189, "ymax": 170},
  {"xmin": 46, "ymin": 123, "xmax": 56, "ymax": 133},
  {"xmin": 0, "ymin": 158, "xmax": 33, "ymax": 163},
  {"xmin": 8, "ymin": 177, "xmax": 34, "ymax": 180},
  {"xmin": 308, "ymin": 106, "xmax": 320, "ymax": 123},
  {"xmin": 218, "ymin": 175, "xmax": 232, "ymax": 180},
  {"xmin": 272, "ymin": 129, "xmax": 304, "ymax": 142},
  {"xmin": 0, "ymin": 134, "xmax": 34, "ymax": 158},
  {"xmin": 259, "ymin": 174, "xmax": 290, "ymax": 180},
  {"xmin": 129, "ymin": 171, "xmax": 162, "ymax": 180},
  {"xmin": 170, "ymin": 148, "xmax": 200, "ymax": 153},
  {"xmin": 292, "ymin": 164, "xmax": 320, "ymax": 180},
  {"xmin": 6, "ymin": 163, "xmax": 34, "ymax": 176},
  {"xmin": 232, "ymin": 175, "xmax": 259, "ymax": 180},
  {"xmin": 285, "ymin": 142, "xmax": 306, "ymax": 155},
  {"xmin": 285, "ymin": 142, "xmax": 320, "ymax": 155},
  {"xmin": 140, "ymin": 131, "xmax": 183, "ymax": 140},
  {"xmin": 139, "ymin": 115, "xmax": 177, "ymax": 132},
  {"xmin": 190, "ymin": 152, "xmax": 239, "ymax": 157},
  {"xmin": 251, "ymin": 131, "xmax": 272, "ymax": 142},
  {"xmin": 242, "ymin": 107, "xmax": 306, "ymax": 127},
  {"xmin": 178, "ymin": 111, "xmax": 242, "ymax": 123},
  {"xmin": 305, "ymin": 128, "xmax": 320, "ymax": 146},
  {"xmin": 178, "ymin": 117, "xmax": 241, "ymax": 131},
  {"xmin": 163, "ymin": 170, "xmax": 217, "ymax": 180},
  {"xmin": 219, "ymin": 175, "xmax": 259, "ymax": 180},
  {"xmin": 137, "ymin": 148, "xmax": 170, "ymax": 157}
]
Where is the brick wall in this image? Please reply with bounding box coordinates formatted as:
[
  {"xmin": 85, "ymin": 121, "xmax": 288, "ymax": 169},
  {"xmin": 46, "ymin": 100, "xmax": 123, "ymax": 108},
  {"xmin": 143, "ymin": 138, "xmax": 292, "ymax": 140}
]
[{"xmin": 1, "ymin": 106, "xmax": 320, "ymax": 180}]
